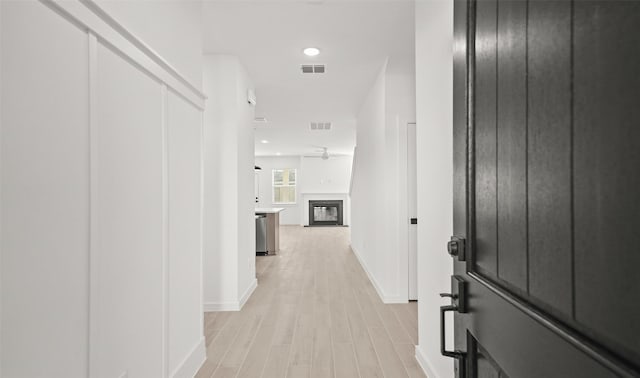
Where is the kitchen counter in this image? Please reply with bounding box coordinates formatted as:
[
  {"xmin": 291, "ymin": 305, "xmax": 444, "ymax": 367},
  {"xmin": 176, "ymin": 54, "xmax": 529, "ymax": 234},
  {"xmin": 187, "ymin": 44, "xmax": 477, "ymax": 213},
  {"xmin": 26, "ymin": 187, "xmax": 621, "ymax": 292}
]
[
  {"xmin": 255, "ymin": 208, "xmax": 284, "ymax": 254},
  {"xmin": 254, "ymin": 207, "xmax": 285, "ymax": 214}
]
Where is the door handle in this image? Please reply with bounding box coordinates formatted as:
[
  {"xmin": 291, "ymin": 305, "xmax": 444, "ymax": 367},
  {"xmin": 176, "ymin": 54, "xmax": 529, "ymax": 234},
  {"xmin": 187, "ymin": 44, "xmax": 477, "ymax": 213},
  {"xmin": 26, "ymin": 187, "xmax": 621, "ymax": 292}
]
[{"xmin": 440, "ymin": 304, "xmax": 465, "ymax": 359}]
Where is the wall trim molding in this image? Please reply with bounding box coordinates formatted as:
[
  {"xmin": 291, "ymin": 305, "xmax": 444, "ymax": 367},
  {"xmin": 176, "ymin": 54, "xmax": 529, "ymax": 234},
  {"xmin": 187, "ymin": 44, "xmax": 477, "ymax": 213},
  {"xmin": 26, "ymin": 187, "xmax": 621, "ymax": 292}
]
[
  {"xmin": 350, "ymin": 245, "xmax": 407, "ymax": 304},
  {"xmin": 170, "ymin": 337, "xmax": 206, "ymax": 378},
  {"xmin": 40, "ymin": 0, "xmax": 206, "ymax": 110},
  {"xmin": 160, "ymin": 84, "xmax": 170, "ymax": 378},
  {"xmin": 203, "ymin": 279, "xmax": 258, "ymax": 312},
  {"xmin": 87, "ymin": 31, "xmax": 100, "ymax": 377},
  {"xmin": 415, "ymin": 345, "xmax": 441, "ymax": 378}
]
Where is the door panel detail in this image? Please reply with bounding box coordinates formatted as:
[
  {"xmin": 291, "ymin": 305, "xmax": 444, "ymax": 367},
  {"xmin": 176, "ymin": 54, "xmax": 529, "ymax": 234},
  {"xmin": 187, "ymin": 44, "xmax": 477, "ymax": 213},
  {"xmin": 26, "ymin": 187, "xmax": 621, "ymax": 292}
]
[{"xmin": 452, "ymin": 0, "xmax": 640, "ymax": 376}]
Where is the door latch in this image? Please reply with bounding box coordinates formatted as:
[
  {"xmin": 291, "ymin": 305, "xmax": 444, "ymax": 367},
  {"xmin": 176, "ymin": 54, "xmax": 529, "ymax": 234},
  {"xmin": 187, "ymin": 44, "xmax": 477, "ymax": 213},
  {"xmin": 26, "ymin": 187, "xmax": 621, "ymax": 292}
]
[{"xmin": 447, "ymin": 236, "xmax": 466, "ymax": 261}]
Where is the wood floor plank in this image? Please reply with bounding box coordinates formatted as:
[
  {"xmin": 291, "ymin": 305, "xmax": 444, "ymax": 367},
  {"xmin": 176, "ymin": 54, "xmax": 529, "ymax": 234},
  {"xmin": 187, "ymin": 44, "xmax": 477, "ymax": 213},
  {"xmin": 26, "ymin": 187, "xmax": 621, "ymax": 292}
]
[
  {"xmin": 220, "ymin": 314, "xmax": 263, "ymax": 368},
  {"xmin": 195, "ymin": 226, "xmax": 423, "ymax": 378},
  {"xmin": 288, "ymin": 312, "xmax": 315, "ymax": 366},
  {"xmin": 209, "ymin": 311, "xmax": 234, "ymax": 333},
  {"xmin": 390, "ymin": 304, "xmax": 419, "ymax": 344},
  {"xmin": 395, "ymin": 343, "xmax": 428, "ymax": 378},
  {"xmin": 344, "ymin": 291, "xmax": 385, "ymax": 377},
  {"xmin": 329, "ymin": 296, "xmax": 352, "ymax": 344},
  {"xmin": 333, "ymin": 342, "xmax": 360, "ymax": 378},
  {"xmin": 286, "ymin": 364, "xmax": 310, "ymax": 378},
  {"xmin": 262, "ymin": 344, "xmax": 291, "ymax": 378},
  {"xmin": 368, "ymin": 326, "xmax": 409, "ymax": 377},
  {"xmin": 369, "ymin": 297, "xmax": 414, "ymax": 344},
  {"xmin": 272, "ymin": 304, "xmax": 298, "ymax": 345},
  {"xmin": 204, "ymin": 323, "xmax": 242, "ymax": 370},
  {"xmin": 211, "ymin": 366, "xmax": 239, "ymax": 378},
  {"xmin": 236, "ymin": 324, "xmax": 276, "ymax": 377},
  {"xmin": 194, "ymin": 359, "xmax": 217, "ymax": 378},
  {"xmin": 311, "ymin": 326, "xmax": 334, "ymax": 378}
]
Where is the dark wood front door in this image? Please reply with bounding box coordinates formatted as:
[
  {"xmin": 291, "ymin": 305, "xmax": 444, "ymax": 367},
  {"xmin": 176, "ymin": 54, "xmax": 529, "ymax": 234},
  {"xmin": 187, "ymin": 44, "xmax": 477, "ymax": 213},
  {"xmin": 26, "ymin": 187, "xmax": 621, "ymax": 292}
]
[{"xmin": 449, "ymin": 0, "xmax": 640, "ymax": 376}]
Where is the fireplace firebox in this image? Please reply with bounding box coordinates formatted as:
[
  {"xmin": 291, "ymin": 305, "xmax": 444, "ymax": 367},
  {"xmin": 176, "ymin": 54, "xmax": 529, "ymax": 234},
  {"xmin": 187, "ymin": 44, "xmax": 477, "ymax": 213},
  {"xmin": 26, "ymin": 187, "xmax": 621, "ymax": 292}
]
[{"xmin": 309, "ymin": 200, "xmax": 344, "ymax": 226}]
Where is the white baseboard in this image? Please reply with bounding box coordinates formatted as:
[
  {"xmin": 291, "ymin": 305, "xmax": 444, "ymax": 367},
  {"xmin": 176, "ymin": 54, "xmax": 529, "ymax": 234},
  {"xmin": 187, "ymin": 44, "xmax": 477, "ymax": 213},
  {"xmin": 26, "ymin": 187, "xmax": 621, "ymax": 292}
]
[
  {"xmin": 171, "ymin": 337, "xmax": 205, "ymax": 378},
  {"xmin": 415, "ymin": 345, "xmax": 442, "ymax": 378},
  {"xmin": 238, "ymin": 278, "xmax": 258, "ymax": 310},
  {"xmin": 350, "ymin": 245, "xmax": 407, "ymax": 304},
  {"xmin": 203, "ymin": 278, "xmax": 257, "ymax": 312},
  {"xmin": 203, "ymin": 301, "xmax": 241, "ymax": 312}
]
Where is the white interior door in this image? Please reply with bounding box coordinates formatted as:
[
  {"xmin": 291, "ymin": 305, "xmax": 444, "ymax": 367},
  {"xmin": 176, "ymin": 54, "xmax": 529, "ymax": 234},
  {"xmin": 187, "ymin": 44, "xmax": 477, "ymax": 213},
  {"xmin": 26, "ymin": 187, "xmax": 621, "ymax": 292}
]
[{"xmin": 408, "ymin": 122, "xmax": 418, "ymax": 300}]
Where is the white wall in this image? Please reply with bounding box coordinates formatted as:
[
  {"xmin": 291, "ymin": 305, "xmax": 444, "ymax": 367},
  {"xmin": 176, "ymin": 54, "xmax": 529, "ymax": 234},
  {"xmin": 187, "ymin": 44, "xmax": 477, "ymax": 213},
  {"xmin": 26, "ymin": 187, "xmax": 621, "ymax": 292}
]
[
  {"xmin": 0, "ymin": 1, "xmax": 205, "ymax": 376},
  {"xmin": 94, "ymin": 0, "xmax": 203, "ymax": 87},
  {"xmin": 300, "ymin": 155, "xmax": 353, "ymax": 194},
  {"xmin": 254, "ymin": 155, "xmax": 353, "ymax": 225},
  {"xmin": 350, "ymin": 54, "xmax": 416, "ymax": 304},
  {"xmin": 203, "ymin": 55, "xmax": 257, "ymax": 311},
  {"xmin": 414, "ymin": 1, "xmax": 455, "ymax": 377}
]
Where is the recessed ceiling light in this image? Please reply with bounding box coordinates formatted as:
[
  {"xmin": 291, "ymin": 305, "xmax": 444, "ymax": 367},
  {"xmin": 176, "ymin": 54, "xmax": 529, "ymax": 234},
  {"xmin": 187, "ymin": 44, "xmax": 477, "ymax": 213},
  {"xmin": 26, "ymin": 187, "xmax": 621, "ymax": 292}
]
[
  {"xmin": 260, "ymin": 140, "xmax": 269, "ymax": 144},
  {"xmin": 303, "ymin": 47, "xmax": 320, "ymax": 57}
]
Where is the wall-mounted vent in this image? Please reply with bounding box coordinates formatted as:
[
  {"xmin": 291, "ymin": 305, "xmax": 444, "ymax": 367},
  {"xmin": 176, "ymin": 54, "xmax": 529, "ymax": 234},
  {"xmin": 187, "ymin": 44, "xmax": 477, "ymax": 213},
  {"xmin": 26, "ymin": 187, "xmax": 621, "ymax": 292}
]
[
  {"xmin": 301, "ymin": 64, "xmax": 326, "ymax": 74},
  {"xmin": 310, "ymin": 122, "xmax": 332, "ymax": 130}
]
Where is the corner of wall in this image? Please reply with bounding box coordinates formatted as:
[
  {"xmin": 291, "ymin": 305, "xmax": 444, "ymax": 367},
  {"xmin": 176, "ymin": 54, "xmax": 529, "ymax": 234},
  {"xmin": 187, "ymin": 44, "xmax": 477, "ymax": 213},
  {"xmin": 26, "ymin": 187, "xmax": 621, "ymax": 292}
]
[
  {"xmin": 171, "ymin": 337, "xmax": 206, "ymax": 378},
  {"xmin": 350, "ymin": 245, "xmax": 406, "ymax": 304},
  {"xmin": 203, "ymin": 277, "xmax": 256, "ymax": 312},
  {"xmin": 415, "ymin": 345, "xmax": 446, "ymax": 378},
  {"xmin": 239, "ymin": 277, "xmax": 257, "ymax": 310}
]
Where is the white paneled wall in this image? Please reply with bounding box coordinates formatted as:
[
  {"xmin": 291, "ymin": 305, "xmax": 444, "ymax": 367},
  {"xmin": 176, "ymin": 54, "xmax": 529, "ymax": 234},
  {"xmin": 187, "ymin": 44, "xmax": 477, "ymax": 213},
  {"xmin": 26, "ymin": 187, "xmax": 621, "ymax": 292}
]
[
  {"xmin": 0, "ymin": 1, "xmax": 206, "ymax": 377},
  {"xmin": 94, "ymin": 42, "xmax": 165, "ymax": 377},
  {"xmin": 1, "ymin": 3, "xmax": 90, "ymax": 376},
  {"xmin": 167, "ymin": 91, "xmax": 204, "ymax": 376}
]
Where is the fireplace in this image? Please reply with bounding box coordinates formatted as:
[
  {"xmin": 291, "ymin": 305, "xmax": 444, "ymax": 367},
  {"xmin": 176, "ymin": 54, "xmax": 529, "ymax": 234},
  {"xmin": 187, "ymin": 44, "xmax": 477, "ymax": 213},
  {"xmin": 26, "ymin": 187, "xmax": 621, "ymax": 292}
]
[{"xmin": 309, "ymin": 200, "xmax": 344, "ymax": 226}]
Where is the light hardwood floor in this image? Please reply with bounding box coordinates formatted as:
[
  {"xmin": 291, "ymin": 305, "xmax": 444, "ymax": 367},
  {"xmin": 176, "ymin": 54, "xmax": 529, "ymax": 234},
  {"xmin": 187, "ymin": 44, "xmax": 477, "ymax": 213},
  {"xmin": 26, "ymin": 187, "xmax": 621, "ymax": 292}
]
[{"xmin": 195, "ymin": 226, "xmax": 426, "ymax": 378}]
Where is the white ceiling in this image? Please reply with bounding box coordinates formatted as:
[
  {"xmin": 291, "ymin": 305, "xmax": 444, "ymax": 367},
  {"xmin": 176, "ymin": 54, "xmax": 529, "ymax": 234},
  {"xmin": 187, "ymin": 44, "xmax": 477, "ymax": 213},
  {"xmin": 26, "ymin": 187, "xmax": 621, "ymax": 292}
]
[{"xmin": 202, "ymin": 0, "xmax": 415, "ymax": 157}]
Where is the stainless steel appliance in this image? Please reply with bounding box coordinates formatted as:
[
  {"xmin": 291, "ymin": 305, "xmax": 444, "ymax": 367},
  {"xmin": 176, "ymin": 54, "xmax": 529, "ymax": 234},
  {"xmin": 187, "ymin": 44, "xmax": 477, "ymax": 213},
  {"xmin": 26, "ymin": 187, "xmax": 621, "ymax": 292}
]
[{"xmin": 255, "ymin": 214, "xmax": 267, "ymax": 255}]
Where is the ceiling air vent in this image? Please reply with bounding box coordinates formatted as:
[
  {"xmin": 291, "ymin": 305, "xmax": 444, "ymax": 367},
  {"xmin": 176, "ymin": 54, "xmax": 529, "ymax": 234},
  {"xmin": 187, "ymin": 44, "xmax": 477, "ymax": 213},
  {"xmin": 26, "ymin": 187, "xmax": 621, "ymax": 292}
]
[
  {"xmin": 310, "ymin": 122, "xmax": 332, "ymax": 130},
  {"xmin": 301, "ymin": 64, "xmax": 326, "ymax": 74}
]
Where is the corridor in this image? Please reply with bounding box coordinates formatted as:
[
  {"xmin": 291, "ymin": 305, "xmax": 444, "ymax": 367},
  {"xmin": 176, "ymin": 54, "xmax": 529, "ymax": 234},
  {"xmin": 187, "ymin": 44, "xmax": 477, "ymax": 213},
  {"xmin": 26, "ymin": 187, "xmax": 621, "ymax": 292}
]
[{"xmin": 196, "ymin": 226, "xmax": 425, "ymax": 378}]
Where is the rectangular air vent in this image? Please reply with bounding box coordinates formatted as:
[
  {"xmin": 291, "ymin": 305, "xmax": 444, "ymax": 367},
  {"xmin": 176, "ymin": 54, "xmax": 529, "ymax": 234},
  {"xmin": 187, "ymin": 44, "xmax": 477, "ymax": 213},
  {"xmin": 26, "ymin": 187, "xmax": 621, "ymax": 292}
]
[
  {"xmin": 310, "ymin": 122, "xmax": 332, "ymax": 130},
  {"xmin": 301, "ymin": 64, "xmax": 326, "ymax": 74}
]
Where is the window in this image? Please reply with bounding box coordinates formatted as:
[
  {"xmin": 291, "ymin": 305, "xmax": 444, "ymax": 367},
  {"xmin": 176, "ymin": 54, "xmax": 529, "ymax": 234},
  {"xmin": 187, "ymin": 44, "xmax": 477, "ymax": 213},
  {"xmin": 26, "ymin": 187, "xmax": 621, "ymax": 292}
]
[{"xmin": 273, "ymin": 168, "xmax": 296, "ymax": 204}]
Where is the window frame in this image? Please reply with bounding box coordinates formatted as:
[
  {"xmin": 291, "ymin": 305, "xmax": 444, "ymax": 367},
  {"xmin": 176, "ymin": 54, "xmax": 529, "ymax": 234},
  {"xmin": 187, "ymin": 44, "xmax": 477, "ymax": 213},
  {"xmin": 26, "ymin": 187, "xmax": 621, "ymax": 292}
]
[{"xmin": 272, "ymin": 168, "xmax": 297, "ymax": 205}]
